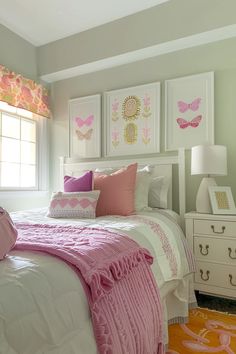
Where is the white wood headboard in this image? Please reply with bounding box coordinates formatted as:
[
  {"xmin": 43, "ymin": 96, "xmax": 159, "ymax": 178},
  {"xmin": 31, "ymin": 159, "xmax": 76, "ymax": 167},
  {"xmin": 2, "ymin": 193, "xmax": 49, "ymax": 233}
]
[{"xmin": 59, "ymin": 148, "xmax": 186, "ymax": 227}]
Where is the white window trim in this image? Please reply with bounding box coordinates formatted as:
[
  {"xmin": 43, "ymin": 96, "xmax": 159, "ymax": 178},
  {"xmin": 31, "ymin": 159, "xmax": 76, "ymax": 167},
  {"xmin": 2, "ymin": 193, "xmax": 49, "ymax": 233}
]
[
  {"xmin": 0, "ymin": 113, "xmax": 38, "ymax": 191},
  {"xmin": 0, "ymin": 106, "xmax": 49, "ymax": 194},
  {"xmin": 37, "ymin": 115, "xmax": 49, "ymax": 192}
]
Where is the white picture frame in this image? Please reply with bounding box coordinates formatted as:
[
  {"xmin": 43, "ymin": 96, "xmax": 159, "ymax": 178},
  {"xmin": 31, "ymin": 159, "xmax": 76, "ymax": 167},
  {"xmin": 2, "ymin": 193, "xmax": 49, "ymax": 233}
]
[
  {"xmin": 104, "ymin": 82, "xmax": 160, "ymax": 157},
  {"xmin": 208, "ymin": 186, "xmax": 236, "ymax": 215},
  {"xmin": 69, "ymin": 94, "xmax": 101, "ymax": 158},
  {"xmin": 165, "ymin": 72, "xmax": 214, "ymax": 151}
]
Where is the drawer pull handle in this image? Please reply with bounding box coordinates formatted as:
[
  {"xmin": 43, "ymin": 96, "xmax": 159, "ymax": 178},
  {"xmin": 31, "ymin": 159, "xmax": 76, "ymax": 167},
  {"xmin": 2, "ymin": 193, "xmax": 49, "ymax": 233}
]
[
  {"xmin": 200, "ymin": 269, "xmax": 210, "ymax": 281},
  {"xmin": 229, "ymin": 274, "xmax": 236, "ymax": 287},
  {"xmin": 211, "ymin": 225, "xmax": 225, "ymax": 234},
  {"xmin": 228, "ymin": 247, "xmax": 236, "ymax": 260},
  {"xmin": 199, "ymin": 244, "xmax": 209, "ymax": 256}
]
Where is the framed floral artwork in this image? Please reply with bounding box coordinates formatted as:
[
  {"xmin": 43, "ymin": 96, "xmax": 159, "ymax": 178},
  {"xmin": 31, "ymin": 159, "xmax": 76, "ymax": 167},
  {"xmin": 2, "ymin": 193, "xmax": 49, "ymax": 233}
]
[
  {"xmin": 165, "ymin": 72, "xmax": 214, "ymax": 151},
  {"xmin": 104, "ymin": 82, "xmax": 160, "ymax": 157},
  {"xmin": 69, "ymin": 94, "xmax": 101, "ymax": 158},
  {"xmin": 208, "ymin": 186, "xmax": 236, "ymax": 215}
]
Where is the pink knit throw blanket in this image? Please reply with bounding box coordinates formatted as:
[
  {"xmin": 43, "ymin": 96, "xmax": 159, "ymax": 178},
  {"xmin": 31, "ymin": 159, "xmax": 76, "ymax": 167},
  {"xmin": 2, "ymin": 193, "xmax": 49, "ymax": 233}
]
[{"xmin": 14, "ymin": 223, "xmax": 164, "ymax": 354}]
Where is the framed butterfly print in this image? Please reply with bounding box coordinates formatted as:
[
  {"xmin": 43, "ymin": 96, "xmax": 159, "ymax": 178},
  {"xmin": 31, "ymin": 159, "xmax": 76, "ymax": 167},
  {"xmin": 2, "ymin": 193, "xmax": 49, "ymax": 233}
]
[
  {"xmin": 165, "ymin": 72, "xmax": 214, "ymax": 151},
  {"xmin": 105, "ymin": 82, "xmax": 160, "ymax": 157},
  {"xmin": 69, "ymin": 94, "xmax": 101, "ymax": 158}
]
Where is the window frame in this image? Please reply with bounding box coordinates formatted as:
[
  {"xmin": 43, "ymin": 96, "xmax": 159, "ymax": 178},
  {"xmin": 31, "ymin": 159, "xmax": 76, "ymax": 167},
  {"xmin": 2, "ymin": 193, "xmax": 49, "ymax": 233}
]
[{"xmin": 0, "ymin": 105, "xmax": 48, "ymax": 192}]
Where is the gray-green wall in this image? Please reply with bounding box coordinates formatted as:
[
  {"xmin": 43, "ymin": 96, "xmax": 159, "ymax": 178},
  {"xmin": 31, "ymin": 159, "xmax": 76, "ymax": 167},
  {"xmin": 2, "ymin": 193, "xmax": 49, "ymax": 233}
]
[
  {"xmin": 38, "ymin": 0, "xmax": 236, "ymax": 77},
  {"xmin": 1, "ymin": 0, "xmax": 236, "ymax": 212},
  {"xmin": 0, "ymin": 24, "xmax": 37, "ymax": 80},
  {"xmin": 0, "ymin": 25, "xmax": 49, "ymax": 211},
  {"xmin": 50, "ymin": 37, "xmax": 236, "ymax": 213}
]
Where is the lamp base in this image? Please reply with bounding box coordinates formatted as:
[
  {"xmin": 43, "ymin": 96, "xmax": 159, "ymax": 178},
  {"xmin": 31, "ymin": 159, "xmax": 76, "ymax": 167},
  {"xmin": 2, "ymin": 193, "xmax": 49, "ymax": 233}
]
[{"xmin": 196, "ymin": 177, "xmax": 217, "ymax": 213}]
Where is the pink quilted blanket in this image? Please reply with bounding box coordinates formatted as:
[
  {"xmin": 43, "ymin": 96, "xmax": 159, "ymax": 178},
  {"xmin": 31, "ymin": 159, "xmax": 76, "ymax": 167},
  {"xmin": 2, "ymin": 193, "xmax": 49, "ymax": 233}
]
[{"xmin": 14, "ymin": 223, "xmax": 164, "ymax": 354}]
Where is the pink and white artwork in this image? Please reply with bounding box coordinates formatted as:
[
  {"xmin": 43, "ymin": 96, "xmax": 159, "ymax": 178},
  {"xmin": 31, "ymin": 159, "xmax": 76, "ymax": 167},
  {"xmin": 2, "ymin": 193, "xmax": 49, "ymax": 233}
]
[
  {"xmin": 75, "ymin": 114, "xmax": 94, "ymax": 128},
  {"xmin": 69, "ymin": 94, "xmax": 101, "ymax": 158},
  {"xmin": 176, "ymin": 115, "xmax": 202, "ymax": 129},
  {"xmin": 105, "ymin": 82, "xmax": 160, "ymax": 157},
  {"xmin": 177, "ymin": 97, "xmax": 201, "ymax": 113},
  {"xmin": 165, "ymin": 72, "xmax": 214, "ymax": 151}
]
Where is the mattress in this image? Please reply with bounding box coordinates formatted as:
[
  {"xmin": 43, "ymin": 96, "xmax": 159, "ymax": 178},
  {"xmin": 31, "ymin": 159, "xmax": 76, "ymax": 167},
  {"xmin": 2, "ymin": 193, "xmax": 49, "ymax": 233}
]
[{"xmin": 0, "ymin": 208, "xmax": 196, "ymax": 354}]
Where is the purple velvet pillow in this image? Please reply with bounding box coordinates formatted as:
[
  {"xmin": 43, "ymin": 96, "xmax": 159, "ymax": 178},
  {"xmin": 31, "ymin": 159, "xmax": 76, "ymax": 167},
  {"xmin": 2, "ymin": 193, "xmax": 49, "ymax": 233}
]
[{"xmin": 64, "ymin": 171, "xmax": 93, "ymax": 192}]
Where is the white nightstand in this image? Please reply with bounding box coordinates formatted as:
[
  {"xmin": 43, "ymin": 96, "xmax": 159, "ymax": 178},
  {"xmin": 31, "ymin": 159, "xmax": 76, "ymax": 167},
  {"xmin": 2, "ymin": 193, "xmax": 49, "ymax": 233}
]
[{"xmin": 185, "ymin": 212, "xmax": 236, "ymax": 299}]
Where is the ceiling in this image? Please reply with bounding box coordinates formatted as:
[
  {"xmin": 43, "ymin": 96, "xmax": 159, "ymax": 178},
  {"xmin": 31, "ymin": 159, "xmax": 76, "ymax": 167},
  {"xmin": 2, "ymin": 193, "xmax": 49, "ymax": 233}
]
[{"xmin": 0, "ymin": 0, "xmax": 169, "ymax": 46}]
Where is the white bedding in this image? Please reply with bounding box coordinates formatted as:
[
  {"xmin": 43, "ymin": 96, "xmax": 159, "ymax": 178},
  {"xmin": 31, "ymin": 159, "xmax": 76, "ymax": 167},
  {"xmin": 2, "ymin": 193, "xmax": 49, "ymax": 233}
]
[
  {"xmin": 0, "ymin": 208, "xmax": 196, "ymax": 354},
  {"xmin": 155, "ymin": 208, "xmax": 181, "ymax": 226}
]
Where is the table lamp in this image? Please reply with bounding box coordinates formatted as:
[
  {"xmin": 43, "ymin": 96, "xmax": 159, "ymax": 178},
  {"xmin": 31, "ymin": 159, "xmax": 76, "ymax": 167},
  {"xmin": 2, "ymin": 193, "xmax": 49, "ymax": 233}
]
[{"xmin": 191, "ymin": 144, "xmax": 227, "ymax": 213}]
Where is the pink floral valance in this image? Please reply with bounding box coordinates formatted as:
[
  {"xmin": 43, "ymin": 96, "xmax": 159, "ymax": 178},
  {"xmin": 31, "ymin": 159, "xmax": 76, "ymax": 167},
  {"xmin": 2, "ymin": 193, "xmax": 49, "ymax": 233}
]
[{"xmin": 0, "ymin": 64, "xmax": 51, "ymax": 118}]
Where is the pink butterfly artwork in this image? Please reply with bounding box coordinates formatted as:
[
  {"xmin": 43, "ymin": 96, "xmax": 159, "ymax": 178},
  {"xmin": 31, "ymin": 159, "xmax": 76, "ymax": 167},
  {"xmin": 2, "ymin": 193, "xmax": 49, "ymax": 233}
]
[
  {"xmin": 75, "ymin": 114, "xmax": 94, "ymax": 128},
  {"xmin": 76, "ymin": 128, "xmax": 93, "ymax": 140},
  {"xmin": 176, "ymin": 115, "xmax": 202, "ymax": 129},
  {"xmin": 177, "ymin": 98, "xmax": 201, "ymax": 113}
]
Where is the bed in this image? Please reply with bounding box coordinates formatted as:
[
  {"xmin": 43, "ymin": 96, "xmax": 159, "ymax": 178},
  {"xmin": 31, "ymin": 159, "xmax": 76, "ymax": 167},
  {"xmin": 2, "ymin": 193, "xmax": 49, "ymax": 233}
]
[{"xmin": 0, "ymin": 150, "xmax": 196, "ymax": 354}]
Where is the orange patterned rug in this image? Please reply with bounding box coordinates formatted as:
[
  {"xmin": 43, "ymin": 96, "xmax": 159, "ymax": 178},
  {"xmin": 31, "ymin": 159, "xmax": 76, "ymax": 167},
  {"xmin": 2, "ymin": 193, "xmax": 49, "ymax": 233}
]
[{"xmin": 167, "ymin": 308, "xmax": 236, "ymax": 354}]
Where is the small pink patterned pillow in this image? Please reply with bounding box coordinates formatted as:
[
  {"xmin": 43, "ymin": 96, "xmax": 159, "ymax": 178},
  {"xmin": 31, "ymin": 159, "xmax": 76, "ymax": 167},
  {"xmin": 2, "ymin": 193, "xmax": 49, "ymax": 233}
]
[{"xmin": 47, "ymin": 191, "xmax": 100, "ymax": 219}]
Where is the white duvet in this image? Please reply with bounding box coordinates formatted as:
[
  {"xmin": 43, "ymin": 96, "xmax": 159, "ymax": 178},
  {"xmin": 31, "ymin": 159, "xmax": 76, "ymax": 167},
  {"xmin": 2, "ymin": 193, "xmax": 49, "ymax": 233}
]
[{"xmin": 0, "ymin": 209, "xmax": 195, "ymax": 354}]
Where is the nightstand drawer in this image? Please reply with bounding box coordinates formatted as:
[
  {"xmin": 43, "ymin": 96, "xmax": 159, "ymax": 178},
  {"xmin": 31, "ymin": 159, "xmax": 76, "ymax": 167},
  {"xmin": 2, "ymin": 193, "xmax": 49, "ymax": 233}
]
[
  {"xmin": 194, "ymin": 236, "xmax": 236, "ymax": 264},
  {"xmin": 195, "ymin": 261, "xmax": 236, "ymax": 290},
  {"xmin": 194, "ymin": 219, "xmax": 236, "ymax": 237}
]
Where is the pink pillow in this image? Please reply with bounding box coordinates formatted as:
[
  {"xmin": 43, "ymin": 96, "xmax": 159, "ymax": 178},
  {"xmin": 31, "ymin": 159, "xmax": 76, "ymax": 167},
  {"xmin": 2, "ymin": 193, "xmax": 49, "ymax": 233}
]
[
  {"xmin": 0, "ymin": 207, "xmax": 18, "ymax": 260},
  {"xmin": 64, "ymin": 171, "xmax": 93, "ymax": 192},
  {"xmin": 47, "ymin": 191, "xmax": 100, "ymax": 218},
  {"xmin": 94, "ymin": 163, "xmax": 137, "ymax": 217}
]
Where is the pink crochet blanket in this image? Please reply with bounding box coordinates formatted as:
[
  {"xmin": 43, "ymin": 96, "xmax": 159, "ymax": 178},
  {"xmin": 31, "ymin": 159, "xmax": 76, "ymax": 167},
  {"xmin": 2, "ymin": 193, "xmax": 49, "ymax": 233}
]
[{"xmin": 14, "ymin": 223, "xmax": 164, "ymax": 354}]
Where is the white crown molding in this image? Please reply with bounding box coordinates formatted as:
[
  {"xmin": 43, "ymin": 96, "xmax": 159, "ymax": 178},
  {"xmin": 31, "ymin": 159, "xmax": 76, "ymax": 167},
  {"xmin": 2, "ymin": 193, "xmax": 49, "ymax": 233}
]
[{"xmin": 40, "ymin": 24, "xmax": 236, "ymax": 83}]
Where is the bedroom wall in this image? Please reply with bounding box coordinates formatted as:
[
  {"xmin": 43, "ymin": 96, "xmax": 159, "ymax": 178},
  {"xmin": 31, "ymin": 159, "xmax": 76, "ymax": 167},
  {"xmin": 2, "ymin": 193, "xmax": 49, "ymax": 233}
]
[
  {"xmin": 0, "ymin": 24, "xmax": 37, "ymax": 80},
  {"xmin": 0, "ymin": 25, "xmax": 50, "ymax": 211},
  {"xmin": 35, "ymin": 0, "xmax": 236, "ymax": 213},
  {"xmin": 2, "ymin": 0, "xmax": 236, "ymax": 213},
  {"xmin": 38, "ymin": 0, "xmax": 236, "ymax": 77},
  {"xmin": 49, "ymin": 37, "xmax": 236, "ymax": 213}
]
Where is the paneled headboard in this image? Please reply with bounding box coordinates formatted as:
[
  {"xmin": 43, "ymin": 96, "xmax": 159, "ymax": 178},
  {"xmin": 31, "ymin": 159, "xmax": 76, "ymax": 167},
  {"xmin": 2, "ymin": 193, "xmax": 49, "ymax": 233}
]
[{"xmin": 59, "ymin": 148, "xmax": 186, "ymax": 227}]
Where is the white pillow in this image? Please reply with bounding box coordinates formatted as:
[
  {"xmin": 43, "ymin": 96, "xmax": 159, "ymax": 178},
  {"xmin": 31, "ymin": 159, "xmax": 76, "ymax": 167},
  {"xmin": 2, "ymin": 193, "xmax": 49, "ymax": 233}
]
[
  {"xmin": 135, "ymin": 170, "xmax": 151, "ymax": 211},
  {"xmin": 148, "ymin": 176, "xmax": 170, "ymax": 209},
  {"xmin": 95, "ymin": 167, "xmax": 114, "ymax": 174},
  {"xmin": 95, "ymin": 167, "xmax": 151, "ymax": 211}
]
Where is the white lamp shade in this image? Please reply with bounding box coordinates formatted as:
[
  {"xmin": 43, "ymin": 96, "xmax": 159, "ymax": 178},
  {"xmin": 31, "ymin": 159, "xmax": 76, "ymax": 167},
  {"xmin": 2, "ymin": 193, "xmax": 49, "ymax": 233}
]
[{"xmin": 191, "ymin": 145, "xmax": 227, "ymax": 176}]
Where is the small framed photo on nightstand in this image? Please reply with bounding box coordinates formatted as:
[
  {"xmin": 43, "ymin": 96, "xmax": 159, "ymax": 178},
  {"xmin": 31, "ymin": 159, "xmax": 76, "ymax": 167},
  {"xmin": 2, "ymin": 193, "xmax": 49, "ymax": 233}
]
[{"xmin": 208, "ymin": 186, "xmax": 236, "ymax": 215}]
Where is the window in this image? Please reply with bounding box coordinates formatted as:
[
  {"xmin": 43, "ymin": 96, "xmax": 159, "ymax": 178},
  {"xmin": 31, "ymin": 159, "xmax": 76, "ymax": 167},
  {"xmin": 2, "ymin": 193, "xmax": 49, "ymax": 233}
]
[{"xmin": 0, "ymin": 101, "xmax": 47, "ymax": 191}]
